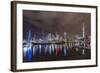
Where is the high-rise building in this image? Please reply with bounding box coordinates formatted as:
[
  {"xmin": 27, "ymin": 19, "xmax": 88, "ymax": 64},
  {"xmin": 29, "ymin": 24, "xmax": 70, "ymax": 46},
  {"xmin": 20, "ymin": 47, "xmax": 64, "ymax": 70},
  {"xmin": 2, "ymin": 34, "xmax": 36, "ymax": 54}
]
[
  {"xmin": 82, "ymin": 23, "xmax": 86, "ymax": 55},
  {"xmin": 82, "ymin": 23, "xmax": 85, "ymax": 38}
]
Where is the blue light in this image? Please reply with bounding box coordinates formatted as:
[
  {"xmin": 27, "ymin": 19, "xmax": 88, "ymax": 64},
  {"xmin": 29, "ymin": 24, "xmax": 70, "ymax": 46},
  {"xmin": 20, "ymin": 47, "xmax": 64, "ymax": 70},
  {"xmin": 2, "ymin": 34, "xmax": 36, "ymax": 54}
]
[
  {"xmin": 64, "ymin": 48, "xmax": 68, "ymax": 56},
  {"xmin": 26, "ymin": 47, "xmax": 33, "ymax": 61},
  {"xmin": 49, "ymin": 45, "xmax": 52, "ymax": 55},
  {"xmin": 27, "ymin": 30, "xmax": 32, "ymax": 42},
  {"xmin": 24, "ymin": 30, "xmax": 33, "ymax": 61}
]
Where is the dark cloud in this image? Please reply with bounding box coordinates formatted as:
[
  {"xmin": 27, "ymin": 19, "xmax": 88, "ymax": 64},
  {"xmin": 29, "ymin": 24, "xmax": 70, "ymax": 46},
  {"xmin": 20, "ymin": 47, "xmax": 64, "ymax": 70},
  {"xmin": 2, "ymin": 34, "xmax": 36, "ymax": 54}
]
[{"xmin": 23, "ymin": 10, "xmax": 91, "ymax": 39}]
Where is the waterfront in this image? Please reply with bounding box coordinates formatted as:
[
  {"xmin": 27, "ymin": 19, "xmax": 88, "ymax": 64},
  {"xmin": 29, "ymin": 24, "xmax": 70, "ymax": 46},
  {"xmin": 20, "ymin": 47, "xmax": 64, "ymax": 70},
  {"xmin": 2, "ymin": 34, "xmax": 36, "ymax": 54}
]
[
  {"xmin": 23, "ymin": 10, "xmax": 91, "ymax": 62},
  {"xmin": 23, "ymin": 46, "xmax": 91, "ymax": 62}
]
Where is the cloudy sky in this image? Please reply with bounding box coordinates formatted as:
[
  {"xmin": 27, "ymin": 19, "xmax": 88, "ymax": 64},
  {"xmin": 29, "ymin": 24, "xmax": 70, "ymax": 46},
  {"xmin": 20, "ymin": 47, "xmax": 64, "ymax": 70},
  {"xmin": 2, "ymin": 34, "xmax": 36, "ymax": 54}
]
[{"xmin": 23, "ymin": 10, "xmax": 91, "ymax": 39}]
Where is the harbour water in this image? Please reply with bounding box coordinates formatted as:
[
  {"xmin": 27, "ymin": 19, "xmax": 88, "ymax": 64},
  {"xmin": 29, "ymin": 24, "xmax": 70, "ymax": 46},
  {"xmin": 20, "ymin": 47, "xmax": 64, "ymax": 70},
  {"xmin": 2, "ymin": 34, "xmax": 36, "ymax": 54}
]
[{"xmin": 23, "ymin": 43, "xmax": 91, "ymax": 62}]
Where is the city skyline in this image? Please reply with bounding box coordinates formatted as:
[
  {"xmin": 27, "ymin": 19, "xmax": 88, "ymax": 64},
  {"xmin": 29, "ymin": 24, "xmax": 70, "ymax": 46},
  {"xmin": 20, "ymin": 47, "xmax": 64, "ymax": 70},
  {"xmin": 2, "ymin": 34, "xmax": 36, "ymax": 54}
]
[
  {"xmin": 23, "ymin": 10, "xmax": 91, "ymax": 62},
  {"xmin": 23, "ymin": 10, "xmax": 91, "ymax": 40}
]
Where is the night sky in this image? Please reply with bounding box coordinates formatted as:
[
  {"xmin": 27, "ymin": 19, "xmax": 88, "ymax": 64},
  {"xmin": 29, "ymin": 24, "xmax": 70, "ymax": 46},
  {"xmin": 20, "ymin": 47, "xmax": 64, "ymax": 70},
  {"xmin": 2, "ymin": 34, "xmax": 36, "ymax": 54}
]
[{"xmin": 23, "ymin": 10, "xmax": 91, "ymax": 39}]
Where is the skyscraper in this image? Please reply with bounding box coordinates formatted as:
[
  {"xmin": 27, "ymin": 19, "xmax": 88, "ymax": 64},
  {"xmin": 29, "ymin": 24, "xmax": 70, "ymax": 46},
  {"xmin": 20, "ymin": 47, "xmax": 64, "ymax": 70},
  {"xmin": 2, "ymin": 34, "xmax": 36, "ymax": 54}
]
[
  {"xmin": 82, "ymin": 23, "xmax": 85, "ymax": 38},
  {"xmin": 82, "ymin": 23, "xmax": 86, "ymax": 55}
]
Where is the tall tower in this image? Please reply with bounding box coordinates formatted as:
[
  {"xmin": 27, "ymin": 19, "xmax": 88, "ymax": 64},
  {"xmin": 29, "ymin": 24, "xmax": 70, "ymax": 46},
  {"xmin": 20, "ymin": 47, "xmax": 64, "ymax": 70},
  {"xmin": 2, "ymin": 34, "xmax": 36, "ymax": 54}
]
[
  {"xmin": 82, "ymin": 23, "xmax": 85, "ymax": 38},
  {"xmin": 82, "ymin": 23, "xmax": 86, "ymax": 55}
]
